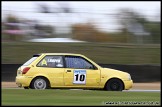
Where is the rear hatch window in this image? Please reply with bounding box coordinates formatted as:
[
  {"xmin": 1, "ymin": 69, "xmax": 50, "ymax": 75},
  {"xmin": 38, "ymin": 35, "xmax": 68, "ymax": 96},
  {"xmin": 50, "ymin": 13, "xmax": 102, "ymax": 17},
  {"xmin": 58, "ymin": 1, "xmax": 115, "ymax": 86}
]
[
  {"xmin": 17, "ymin": 54, "xmax": 40, "ymax": 76},
  {"xmin": 23, "ymin": 55, "xmax": 40, "ymax": 66}
]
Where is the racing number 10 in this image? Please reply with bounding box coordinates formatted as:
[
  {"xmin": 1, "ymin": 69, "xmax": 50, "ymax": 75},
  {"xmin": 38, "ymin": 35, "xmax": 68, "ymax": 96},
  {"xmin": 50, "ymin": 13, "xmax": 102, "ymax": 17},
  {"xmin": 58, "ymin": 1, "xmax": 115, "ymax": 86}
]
[
  {"xmin": 75, "ymin": 74, "xmax": 85, "ymax": 81},
  {"xmin": 73, "ymin": 70, "xmax": 86, "ymax": 84}
]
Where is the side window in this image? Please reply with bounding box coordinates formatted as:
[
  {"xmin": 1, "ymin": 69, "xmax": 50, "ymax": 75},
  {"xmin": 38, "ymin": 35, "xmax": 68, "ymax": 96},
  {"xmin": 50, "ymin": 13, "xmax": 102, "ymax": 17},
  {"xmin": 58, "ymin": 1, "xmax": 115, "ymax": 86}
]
[
  {"xmin": 37, "ymin": 56, "xmax": 64, "ymax": 68},
  {"xmin": 65, "ymin": 56, "xmax": 94, "ymax": 69}
]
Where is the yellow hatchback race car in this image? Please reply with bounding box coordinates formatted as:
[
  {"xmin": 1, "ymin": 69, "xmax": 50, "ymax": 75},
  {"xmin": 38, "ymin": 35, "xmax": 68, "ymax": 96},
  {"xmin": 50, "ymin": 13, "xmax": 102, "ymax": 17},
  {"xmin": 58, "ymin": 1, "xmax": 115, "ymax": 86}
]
[{"xmin": 16, "ymin": 53, "xmax": 133, "ymax": 91}]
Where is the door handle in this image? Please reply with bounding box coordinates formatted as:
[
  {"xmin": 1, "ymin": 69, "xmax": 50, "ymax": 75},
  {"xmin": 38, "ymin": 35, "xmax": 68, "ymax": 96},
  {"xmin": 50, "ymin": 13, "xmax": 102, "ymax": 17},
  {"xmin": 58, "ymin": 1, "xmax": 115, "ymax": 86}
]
[{"xmin": 67, "ymin": 70, "xmax": 71, "ymax": 72}]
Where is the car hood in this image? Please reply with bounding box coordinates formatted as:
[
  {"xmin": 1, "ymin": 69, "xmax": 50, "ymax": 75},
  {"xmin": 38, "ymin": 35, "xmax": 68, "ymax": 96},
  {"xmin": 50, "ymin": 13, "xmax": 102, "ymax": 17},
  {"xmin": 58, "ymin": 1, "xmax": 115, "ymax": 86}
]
[
  {"xmin": 101, "ymin": 67, "xmax": 129, "ymax": 76},
  {"xmin": 102, "ymin": 67, "xmax": 125, "ymax": 72}
]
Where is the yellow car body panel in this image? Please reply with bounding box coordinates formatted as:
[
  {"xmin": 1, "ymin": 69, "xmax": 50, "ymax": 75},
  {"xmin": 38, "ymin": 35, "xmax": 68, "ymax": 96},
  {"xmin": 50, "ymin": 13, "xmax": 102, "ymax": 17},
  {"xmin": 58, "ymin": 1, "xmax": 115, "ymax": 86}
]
[{"xmin": 16, "ymin": 53, "xmax": 133, "ymax": 90}]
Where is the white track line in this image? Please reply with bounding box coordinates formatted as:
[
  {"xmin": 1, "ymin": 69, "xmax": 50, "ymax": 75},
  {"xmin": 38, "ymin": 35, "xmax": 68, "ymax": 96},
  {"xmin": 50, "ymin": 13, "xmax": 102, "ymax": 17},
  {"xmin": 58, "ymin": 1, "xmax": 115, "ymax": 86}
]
[
  {"xmin": 2, "ymin": 88, "xmax": 161, "ymax": 92},
  {"xmin": 123, "ymin": 89, "xmax": 160, "ymax": 92}
]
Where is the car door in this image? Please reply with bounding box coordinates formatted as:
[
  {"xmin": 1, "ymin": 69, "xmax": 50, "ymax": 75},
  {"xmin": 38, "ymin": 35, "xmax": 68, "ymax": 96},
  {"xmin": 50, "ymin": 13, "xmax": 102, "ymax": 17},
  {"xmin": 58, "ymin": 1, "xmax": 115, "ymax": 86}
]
[
  {"xmin": 37, "ymin": 55, "xmax": 65, "ymax": 87},
  {"xmin": 63, "ymin": 55, "xmax": 101, "ymax": 87}
]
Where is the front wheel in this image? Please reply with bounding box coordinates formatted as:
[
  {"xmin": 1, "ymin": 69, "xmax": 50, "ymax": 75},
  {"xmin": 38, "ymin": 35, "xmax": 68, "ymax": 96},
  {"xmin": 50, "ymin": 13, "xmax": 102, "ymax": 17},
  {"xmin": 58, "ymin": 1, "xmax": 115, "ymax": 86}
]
[
  {"xmin": 105, "ymin": 79, "xmax": 124, "ymax": 91},
  {"xmin": 31, "ymin": 77, "xmax": 49, "ymax": 89}
]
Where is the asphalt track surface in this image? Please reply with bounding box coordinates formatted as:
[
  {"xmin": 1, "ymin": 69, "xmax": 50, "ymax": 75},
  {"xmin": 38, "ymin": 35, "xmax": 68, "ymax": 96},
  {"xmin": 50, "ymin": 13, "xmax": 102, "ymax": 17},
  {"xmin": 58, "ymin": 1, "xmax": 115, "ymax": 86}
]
[
  {"xmin": 2, "ymin": 87, "xmax": 160, "ymax": 92},
  {"xmin": 2, "ymin": 82, "xmax": 160, "ymax": 92}
]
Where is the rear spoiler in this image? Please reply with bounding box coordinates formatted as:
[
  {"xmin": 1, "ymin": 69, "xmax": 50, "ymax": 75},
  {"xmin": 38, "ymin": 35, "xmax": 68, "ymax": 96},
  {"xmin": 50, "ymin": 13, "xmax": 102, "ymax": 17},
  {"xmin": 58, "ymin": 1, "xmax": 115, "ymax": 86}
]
[{"xmin": 33, "ymin": 54, "xmax": 41, "ymax": 57}]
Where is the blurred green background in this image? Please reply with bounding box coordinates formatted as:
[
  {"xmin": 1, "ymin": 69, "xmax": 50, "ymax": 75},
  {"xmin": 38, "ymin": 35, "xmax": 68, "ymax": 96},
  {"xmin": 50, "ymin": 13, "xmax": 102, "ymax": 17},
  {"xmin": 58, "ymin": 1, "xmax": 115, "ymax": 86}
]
[{"xmin": 2, "ymin": 42, "xmax": 160, "ymax": 64}]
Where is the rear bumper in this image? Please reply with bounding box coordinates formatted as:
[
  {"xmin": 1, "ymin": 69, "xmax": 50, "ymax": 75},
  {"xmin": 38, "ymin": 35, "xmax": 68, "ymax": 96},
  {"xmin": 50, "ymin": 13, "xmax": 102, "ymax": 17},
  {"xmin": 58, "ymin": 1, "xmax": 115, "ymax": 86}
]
[
  {"xmin": 16, "ymin": 76, "xmax": 33, "ymax": 87},
  {"xmin": 123, "ymin": 80, "xmax": 133, "ymax": 90}
]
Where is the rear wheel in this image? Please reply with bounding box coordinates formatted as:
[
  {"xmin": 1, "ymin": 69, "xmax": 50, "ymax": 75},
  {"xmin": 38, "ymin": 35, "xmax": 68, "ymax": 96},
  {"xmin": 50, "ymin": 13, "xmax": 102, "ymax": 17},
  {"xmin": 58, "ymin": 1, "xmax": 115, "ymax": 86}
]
[
  {"xmin": 31, "ymin": 77, "xmax": 49, "ymax": 89},
  {"xmin": 105, "ymin": 79, "xmax": 124, "ymax": 91}
]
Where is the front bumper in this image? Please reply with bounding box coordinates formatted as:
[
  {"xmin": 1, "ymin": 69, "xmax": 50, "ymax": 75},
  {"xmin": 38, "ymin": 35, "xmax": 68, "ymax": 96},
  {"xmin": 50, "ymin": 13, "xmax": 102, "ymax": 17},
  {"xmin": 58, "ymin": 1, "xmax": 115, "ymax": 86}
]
[
  {"xmin": 123, "ymin": 80, "xmax": 133, "ymax": 90},
  {"xmin": 16, "ymin": 76, "xmax": 33, "ymax": 87}
]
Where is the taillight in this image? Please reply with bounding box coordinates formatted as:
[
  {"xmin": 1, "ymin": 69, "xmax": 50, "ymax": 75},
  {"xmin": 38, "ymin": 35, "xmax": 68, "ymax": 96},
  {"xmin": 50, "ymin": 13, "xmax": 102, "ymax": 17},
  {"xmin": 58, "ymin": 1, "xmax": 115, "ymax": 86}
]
[{"xmin": 22, "ymin": 67, "xmax": 30, "ymax": 74}]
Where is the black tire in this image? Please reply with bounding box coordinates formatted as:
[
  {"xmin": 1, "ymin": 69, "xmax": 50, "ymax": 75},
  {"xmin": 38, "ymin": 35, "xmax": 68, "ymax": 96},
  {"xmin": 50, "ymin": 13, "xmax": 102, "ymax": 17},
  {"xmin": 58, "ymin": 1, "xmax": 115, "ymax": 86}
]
[
  {"xmin": 31, "ymin": 77, "xmax": 49, "ymax": 89},
  {"xmin": 105, "ymin": 79, "xmax": 124, "ymax": 91}
]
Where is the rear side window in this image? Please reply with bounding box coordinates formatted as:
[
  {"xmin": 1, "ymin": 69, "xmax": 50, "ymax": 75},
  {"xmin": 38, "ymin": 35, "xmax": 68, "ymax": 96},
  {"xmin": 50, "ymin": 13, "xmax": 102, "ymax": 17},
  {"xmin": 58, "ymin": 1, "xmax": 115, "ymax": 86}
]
[
  {"xmin": 37, "ymin": 56, "xmax": 64, "ymax": 68},
  {"xmin": 23, "ymin": 57, "xmax": 38, "ymax": 66}
]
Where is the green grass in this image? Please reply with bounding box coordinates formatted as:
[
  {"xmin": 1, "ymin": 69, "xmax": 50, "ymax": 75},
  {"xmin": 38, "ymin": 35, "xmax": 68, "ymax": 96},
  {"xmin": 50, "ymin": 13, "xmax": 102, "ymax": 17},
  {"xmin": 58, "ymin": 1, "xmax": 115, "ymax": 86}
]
[
  {"xmin": 2, "ymin": 42, "xmax": 160, "ymax": 64},
  {"xmin": 2, "ymin": 89, "xmax": 160, "ymax": 106}
]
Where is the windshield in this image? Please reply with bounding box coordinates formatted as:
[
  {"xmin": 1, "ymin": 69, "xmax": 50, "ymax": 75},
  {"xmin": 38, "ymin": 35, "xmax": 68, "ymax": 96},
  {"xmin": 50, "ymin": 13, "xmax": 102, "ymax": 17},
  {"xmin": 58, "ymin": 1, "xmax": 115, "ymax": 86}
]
[{"xmin": 23, "ymin": 57, "xmax": 38, "ymax": 66}]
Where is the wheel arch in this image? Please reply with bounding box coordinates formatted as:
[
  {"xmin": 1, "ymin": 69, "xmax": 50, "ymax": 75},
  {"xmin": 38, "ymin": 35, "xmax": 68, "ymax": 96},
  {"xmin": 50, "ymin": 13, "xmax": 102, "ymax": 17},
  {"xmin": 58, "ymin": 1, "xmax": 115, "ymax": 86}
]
[
  {"xmin": 30, "ymin": 75, "xmax": 51, "ymax": 88},
  {"xmin": 104, "ymin": 77, "xmax": 125, "ymax": 90}
]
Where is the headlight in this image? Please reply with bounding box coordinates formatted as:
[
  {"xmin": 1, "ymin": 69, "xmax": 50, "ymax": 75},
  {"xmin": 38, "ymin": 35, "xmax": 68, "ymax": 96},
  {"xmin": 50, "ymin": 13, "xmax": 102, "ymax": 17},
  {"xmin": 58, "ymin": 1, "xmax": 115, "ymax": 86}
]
[{"xmin": 128, "ymin": 74, "xmax": 131, "ymax": 80}]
